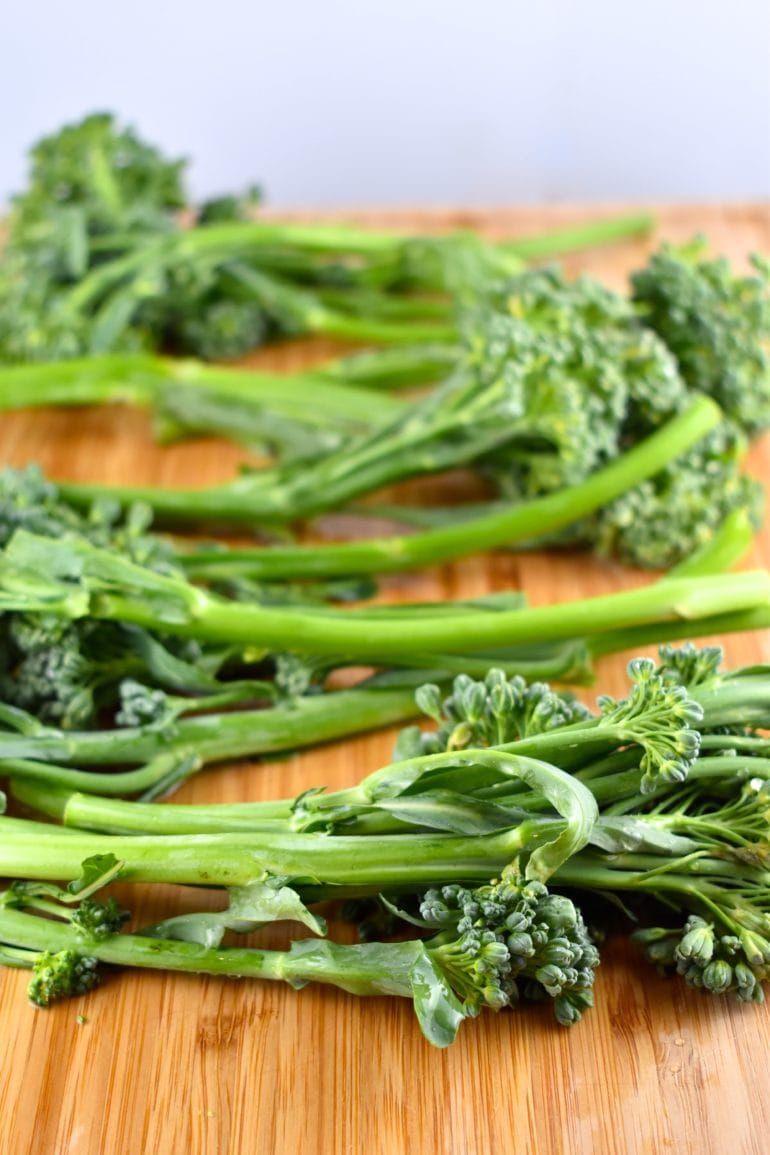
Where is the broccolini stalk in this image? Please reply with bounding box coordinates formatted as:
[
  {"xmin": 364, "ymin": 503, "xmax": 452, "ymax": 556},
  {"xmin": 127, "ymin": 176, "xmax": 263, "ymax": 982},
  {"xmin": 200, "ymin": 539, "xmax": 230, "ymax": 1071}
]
[
  {"xmin": 113, "ymin": 210, "xmax": 653, "ymax": 265},
  {"xmin": 0, "ymin": 353, "xmax": 408, "ymax": 457},
  {"xmin": 55, "ymin": 297, "xmax": 716, "ymax": 529},
  {"xmin": 499, "ymin": 213, "xmax": 654, "ymax": 261},
  {"xmin": 7, "ymin": 646, "xmax": 763, "ymax": 829},
  {"xmin": 0, "ymin": 862, "xmax": 600, "ymax": 1042},
  {"xmin": 0, "ymin": 679, "xmax": 423, "ymax": 797},
  {"xmin": 12, "ymin": 656, "xmax": 698, "ymax": 832},
  {"xmin": 165, "ymin": 395, "xmax": 723, "ymax": 570},
  {"xmin": 1, "ymin": 516, "xmax": 766, "ymax": 666},
  {"xmin": 309, "ymin": 343, "xmax": 460, "ymax": 390},
  {"xmin": 0, "ymin": 749, "xmax": 598, "ymax": 887}
]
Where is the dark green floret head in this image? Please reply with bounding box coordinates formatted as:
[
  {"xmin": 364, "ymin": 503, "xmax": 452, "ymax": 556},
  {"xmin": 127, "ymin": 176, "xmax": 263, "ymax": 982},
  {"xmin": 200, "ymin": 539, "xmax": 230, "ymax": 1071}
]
[
  {"xmin": 27, "ymin": 949, "xmax": 100, "ymax": 1007},
  {"xmin": 70, "ymin": 897, "xmax": 130, "ymax": 942},
  {"xmin": 409, "ymin": 668, "xmax": 591, "ymax": 755},
  {"xmin": 597, "ymin": 657, "xmax": 703, "ymax": 793},
  {"xmin": 173, "ymin": 300, "xmax": 268, "ymax": 361},
  {"xmin": 595, "ymin": 423, "xmax": 764, "ymax": 570},
  {"xmin": 656, "ymin": 642, "xmax": 724, "ymax": 688},
  {"xmin": 421, "ymin": 871, "xmax": 598, "ymax": 1024},
  {"xmin": 12, "ymin": 111, "xmax": 186, "ymax": 236},
  {"xmin": 631, "ymin": 239, "xmax": 770, "ymax": 435}
]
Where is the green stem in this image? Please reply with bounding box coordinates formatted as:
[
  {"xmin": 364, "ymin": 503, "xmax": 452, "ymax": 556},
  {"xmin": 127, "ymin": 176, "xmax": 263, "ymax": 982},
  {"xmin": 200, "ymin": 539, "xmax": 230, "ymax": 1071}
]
[
  {"xmin": 159, "ymin": 394, "xmax": 724, "ymax": 560},
  {"xmin": 0, "ymin": 353, "xmax": 405, "ymax": 430},
  {"xmin": 589, "ymin": 605, "xmax": 770, "ymax": 661},
  {"xmin": 13, "ymin": 748, "xmax": 599, "ymax": 867},
  {"xmin": 311, "ymin": 312, "xmax": 456, "ymax": 346},
  {"xmin": 94, "ymin": 569, "xmax": 770, "ymax": 663},
  {"xmin": 0, "ymin": 906, "xmax": 445, "ymax": 1008},
  {"xmin": 0, "ymin": 749, "xmax": 595, "ymax": 885},
  {"xmin": 10, "ymin": 780, "xmax": 293, "ymax": 832},
  {"xmin": 0, "ymin": 818, "xmax": 554, "ymax": 887},
  {"xmin": 81, "ymin": 212, "xmax": 653, "ymax": 268},
  {"xmin": 0, "ymin": 682, "xmax": 420, "ymax": 783},
  {"xmin": 552, "ymin": 854, "xmax": 768, "ymax": 907},
  {"xmin": 314, "ymin": 343, "xmax": 459, "ymax": 390},
  {"xmin": 501, "ymin": 212, "xmax": 654, "ymax": 261}
]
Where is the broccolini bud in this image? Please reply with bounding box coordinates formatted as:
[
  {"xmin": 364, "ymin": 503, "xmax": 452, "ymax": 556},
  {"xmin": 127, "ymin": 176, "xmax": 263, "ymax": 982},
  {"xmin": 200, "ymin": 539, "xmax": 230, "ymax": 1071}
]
[
  {"xmin": 274, "ymin": 652, "xmax": 330, "ymax": 699},
  {"xmin": 70, "ymin": 897, "xmax": 130, "ymax": 942},
  {"xmin": 656, "ymin": 642, "xmax": 724, "ymax": 688},
  {"xmin": 0, "ymin": 614, "xmax": 149, "ymax": 728},
  {"xmin": 115, "ymin": 679, "xmax": 174, "ymax": 728},
  {"xmin": 595, "ymin": 424, "xmax": 763, "ymax": 570},
  {"xmin": 27, "ymin": 949, "xmax": 100, "ymax": 1007},
  {"xmin": 675, "ymin": 916, "xmax": 715, "ymax": 965},
  {"xmin": 197, "ymin": 186, "xmax": 262, "ymax": 225},
  {"xmin": 702, "ymin": 959, "xmax": 733, "ymax": 994},
  {"xmin": 174, "ymin": 300, "xmax": 267, "ymax": 362},
  {"xmin": 631, "ymin": 240, "xmax": 770, "ymax": 435},
  {"xmin": 0, "ymin": 465, "xmax": 90, "ymax": 547},
  {"xmin": 410, "ymin": 669, "xmax": 591, "ymax": 756},
  {"xmin": 13, "ymin": 111, "xmax": 186, "ymax": 235},
  {"xmin": 421, "ymin": 872, "xmax": 598, "ymax": 1023},
  {"xmin": 597, "ymin": 657, "xmax": 703, "ymax": 794},
  {"xmin": 477, "ymin": 265, "xmax": 689, "ymax": 502},
  {"xmin": 635, "ymin": 914, "xmax": 769, "ymax": 1004},
  {"xmin": 0, "ymin": 465, "xmax": 175, "ymax": 572}
]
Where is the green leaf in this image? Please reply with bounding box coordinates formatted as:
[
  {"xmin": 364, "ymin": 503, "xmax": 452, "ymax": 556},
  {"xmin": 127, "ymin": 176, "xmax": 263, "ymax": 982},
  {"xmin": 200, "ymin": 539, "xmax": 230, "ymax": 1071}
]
[
  {"xmin": 590, "ymin": 816, "xmax": 699, "ymax": 856},
  {"xmin": 409, "ymin": 946, "xmax": 467, "ymax": 1047},
  {"xmin": 143, "ymin": 874, "xmax": 326, "ymax": 948},
  {"xmin": 67, "ymin": 854, "xmax": 124, "ymax": 898},
  {"xmin": 374, "ymin": 790, "xmax": 526, "ymax": 834},
  {"xmin": 2, "ymin": 531, "xmax": 195, "ymax": 624}
]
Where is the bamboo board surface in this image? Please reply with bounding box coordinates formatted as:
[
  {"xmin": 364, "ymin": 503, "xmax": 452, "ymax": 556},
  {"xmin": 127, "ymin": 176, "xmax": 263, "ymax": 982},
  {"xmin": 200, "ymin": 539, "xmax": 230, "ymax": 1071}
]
[{"xmin": 1, "ymin": 204, "xmax": 770, "ymax": 1155}]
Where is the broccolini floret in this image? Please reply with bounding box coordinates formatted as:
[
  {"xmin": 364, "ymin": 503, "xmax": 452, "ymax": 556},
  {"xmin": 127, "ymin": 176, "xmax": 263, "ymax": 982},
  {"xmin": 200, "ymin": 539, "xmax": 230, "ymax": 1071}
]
[
  {"xmin": 0, "ymin": 858, "xmax": 596, "ymax": 1040},
  {"xmin": 594, "ymin": 423, "xmax": 764, "ymax": 569},
  {"xmin": 632, "ymin": 239, "xmax": 770, "ymax": 434},
  {"xmin": 395, "ymin": 669, "xmax": 591, "ymax": 758},
  {"xmin": 11, "ymin": 112, "xmax": 186, "ymax": 238},
  {"xmin": 480, "ymin": 266, "xmax": 688, "ymax": 497},
  {"xmin": 420, "ymin": 873, "xmax": 598, "ymax": 1024},
  {"xmin": 27, "ymin": 950, "xmax": 100, "ymax": 1007},
  {"xmin": 7, "ymin": 646, "xmax": 770, "ymax": 1037}
]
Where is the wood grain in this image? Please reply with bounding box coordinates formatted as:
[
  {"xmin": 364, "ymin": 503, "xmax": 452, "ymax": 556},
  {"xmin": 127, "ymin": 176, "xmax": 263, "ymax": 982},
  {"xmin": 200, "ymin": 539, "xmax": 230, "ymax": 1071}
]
[{"xmin": 1, "ymin": 204, "xmax": 770, "ymax": 1155}]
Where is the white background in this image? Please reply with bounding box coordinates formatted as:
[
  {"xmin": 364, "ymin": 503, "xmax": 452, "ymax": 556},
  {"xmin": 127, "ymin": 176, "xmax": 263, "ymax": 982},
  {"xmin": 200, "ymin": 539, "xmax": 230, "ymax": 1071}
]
[{"xmin": 2, "ymin": 0, "xmax": 769, "ymax": 206}]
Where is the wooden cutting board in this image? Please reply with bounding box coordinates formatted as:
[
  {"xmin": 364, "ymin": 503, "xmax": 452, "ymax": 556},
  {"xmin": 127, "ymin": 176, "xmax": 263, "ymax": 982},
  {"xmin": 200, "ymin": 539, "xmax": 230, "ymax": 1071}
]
[{"xmin": 1, "ymin": 205, "xmax": 769, "ymax": 1155}]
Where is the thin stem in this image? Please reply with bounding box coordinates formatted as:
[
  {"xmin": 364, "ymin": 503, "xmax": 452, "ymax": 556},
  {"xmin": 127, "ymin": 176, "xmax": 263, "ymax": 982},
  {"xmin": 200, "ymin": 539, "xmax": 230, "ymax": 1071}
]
[
  {"xmin": 0, "ymin": 682, "xmax": 420, "ymax": 781},
  {"xmin": 0, "ymin": 905, "xmax": 426, "ymax": 1000},
  {"xmin": 0, "ymin": 353, "xmax": 405, "ymax": 429},
  {"xmin": 94, "ymin": 570, "xmax": 770, "ymax": 663},
  {"xmin": 501, "ymin": 212, "xmax": 654, "ymax": 260},
  {"xmin": 0, "ymin": 819, "xmax": 552, "ymax": 887},
  {"xmin": 166, "ymin": 395, "xmax": 723, "ymax": 564}
]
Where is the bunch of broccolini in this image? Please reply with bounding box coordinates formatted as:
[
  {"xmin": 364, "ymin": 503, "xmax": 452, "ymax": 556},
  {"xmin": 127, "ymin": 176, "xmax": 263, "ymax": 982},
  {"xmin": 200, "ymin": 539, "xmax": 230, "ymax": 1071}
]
[
  {"xmin": 0, "ymin": 112, "xmax": 651, "ymax": 366},
  {"xmin": 1, "ymin": 119, "xmax": 765, "ymax": 576},
  {"xmin": 1, "ymin": 114, "xmax": 769, "ymax": 1055},
  {"xmin": 4, "ymin": 647, "xmax": 770, "ymax": 1045},
  {"xmin": 26, "ymin": 242, "xmax": 764, "ymax": 575},
  {"xmin": 0, "ymin": 437, "xmax": 763, "ymax": 776}
]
